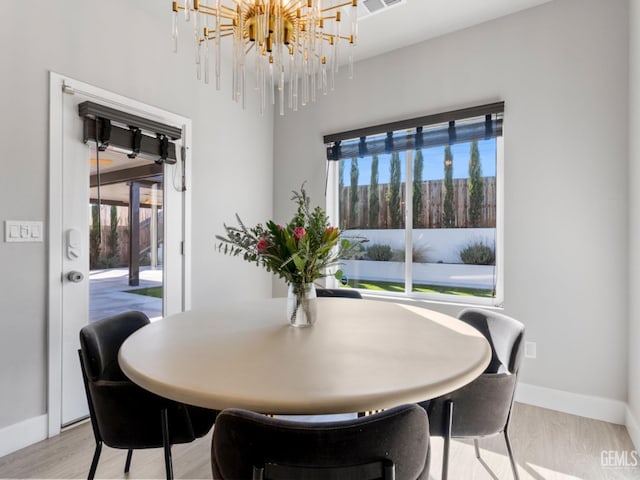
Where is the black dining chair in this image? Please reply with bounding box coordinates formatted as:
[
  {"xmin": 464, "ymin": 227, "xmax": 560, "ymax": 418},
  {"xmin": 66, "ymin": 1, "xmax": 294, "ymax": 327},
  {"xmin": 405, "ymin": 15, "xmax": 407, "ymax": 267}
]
[
  {"xmin": 211, "ymin": 404, "xmax": 430, "ymax": 480},
  {"xmin": 419, "ymin": 308, "xmax": 525, "ymax": 480},
  {"xmin": 315, "ymin": 287, "xmax": 363, "ymax": 299},
  {"xmin": 78, "ymin": 311, "xmax": 217, "ymax": 480}
]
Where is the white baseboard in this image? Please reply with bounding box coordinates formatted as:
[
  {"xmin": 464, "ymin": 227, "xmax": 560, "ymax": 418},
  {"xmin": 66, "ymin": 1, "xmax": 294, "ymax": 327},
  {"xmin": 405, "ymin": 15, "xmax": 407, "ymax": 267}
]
[
  {"xmin": 0, "ymin": 389, "xmax": 632, "ymax": 457},
  {"xmin": 515, "ymin": 382, "xmax": 626, "ymax": 425},
  {"xmin": 0, "ymin": 414, "xmax": 48, "ymax": 458},
  {"xmin": 625, "ymin": 407, "xmax": 640, "ymax": 450}
]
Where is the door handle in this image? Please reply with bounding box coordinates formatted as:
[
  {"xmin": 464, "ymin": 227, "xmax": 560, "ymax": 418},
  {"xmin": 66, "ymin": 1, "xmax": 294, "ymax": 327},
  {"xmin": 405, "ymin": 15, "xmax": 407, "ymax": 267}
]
[{"xmin": 66, "ymin": 271, "xmax": 84, "ymax": 283}]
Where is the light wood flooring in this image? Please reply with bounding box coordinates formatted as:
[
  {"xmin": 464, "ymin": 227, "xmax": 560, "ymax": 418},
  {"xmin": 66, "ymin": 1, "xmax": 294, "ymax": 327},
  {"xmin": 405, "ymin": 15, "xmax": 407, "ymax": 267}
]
[{"xmin": 0, "ymin": 403, "xmax": 638, "ymax": 479}]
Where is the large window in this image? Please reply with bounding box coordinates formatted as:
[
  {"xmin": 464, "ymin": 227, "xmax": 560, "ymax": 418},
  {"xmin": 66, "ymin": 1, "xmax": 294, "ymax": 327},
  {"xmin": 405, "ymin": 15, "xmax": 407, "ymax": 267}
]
[{"xmin": 325, "ymin": 103, "xmax": 504, "ymax": 306}]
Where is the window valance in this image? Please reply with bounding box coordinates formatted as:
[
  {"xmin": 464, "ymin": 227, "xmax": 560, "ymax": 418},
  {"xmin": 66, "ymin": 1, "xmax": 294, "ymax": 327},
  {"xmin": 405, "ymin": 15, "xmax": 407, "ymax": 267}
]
[{"xmin": 324, "ymin": 102, "xmax": 504, "ymax": 161}]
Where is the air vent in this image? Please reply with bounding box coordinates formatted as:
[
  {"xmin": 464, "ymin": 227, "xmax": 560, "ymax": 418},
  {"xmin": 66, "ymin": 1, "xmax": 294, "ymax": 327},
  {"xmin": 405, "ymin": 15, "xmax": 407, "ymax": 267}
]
[{"xmin": 358, "ymin": 0, "xmax": 406, "ymax": 19}]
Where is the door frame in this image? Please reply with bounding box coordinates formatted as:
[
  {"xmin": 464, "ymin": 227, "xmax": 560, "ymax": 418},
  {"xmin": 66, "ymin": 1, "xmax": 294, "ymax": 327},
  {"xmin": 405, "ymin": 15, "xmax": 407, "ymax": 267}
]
[{"xmin": 47, "ymin": 72, "xmax": 193, "ymax": 437}]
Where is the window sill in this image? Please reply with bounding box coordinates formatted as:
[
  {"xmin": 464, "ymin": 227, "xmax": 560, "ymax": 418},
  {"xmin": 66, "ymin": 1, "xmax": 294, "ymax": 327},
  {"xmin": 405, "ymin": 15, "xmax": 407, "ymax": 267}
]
[{"xmin": 358, "ymin": 290, "xmax": 504, "ymax": 311}]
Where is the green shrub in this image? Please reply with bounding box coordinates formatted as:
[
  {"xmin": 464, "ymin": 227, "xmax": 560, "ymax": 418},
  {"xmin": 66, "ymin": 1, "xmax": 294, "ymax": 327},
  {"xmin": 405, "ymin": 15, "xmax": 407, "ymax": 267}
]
[
  {"xmin": 460, "ymin": 241, "xmax": 495, "ymax": 265},
  {"xmin": 341, "ymin": 241, "xmax": 367, "ymax": 260},
  {"xmin": 139, "ymin": 253, "xmax": 151, "ymax": 266},
  {"xmin": 392, "ymin": 246, "xmax": 429, "ymax": 263},
  {"xmin": 366, "ymin": 244, "xmax": 394, "ymax": 261},
  {"xmin": 97, "ymin": 255, "xmax": 120, "ymax": 269}
]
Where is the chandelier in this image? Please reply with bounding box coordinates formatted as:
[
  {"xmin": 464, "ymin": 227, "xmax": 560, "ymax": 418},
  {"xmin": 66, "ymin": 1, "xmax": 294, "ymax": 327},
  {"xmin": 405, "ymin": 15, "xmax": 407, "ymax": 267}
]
[{"xmin": 171, "ymin": 0, "xmax": 358, "ymax": 115}]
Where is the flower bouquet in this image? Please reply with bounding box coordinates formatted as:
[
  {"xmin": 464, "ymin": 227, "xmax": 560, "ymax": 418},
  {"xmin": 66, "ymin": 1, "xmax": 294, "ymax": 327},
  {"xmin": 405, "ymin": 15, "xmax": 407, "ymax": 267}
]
[{"xmin": 216, "ymin": 185, "xmax": 358, "ymax": 326}]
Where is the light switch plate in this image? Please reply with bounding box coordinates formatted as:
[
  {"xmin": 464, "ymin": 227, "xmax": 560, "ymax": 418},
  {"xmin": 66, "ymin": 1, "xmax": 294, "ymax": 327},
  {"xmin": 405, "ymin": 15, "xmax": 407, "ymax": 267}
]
[{"xmin": 5, "ymin": 221, "xmax": 44, "ymax": 243}]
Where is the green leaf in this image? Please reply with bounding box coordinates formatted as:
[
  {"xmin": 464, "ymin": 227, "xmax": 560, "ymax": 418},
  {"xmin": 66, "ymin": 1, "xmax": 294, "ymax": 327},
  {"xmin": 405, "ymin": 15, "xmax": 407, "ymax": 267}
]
[{"xmin": 292, "ymin": 253, "xmax": 305, "ymax": 271}]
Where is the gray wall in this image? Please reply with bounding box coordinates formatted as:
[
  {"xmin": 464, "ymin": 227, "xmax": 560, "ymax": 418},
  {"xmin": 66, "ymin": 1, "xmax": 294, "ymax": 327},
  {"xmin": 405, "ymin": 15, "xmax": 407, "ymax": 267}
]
[
  {"xmin": 274, "ymin": 0, "xmax": 630, "ymax": 402},
  {"xmin": 0, "ymin": 0, "xmax": 274, "ymax": 429},
  {"xmin": 629, "ymin": 0, "xmax": 640, "ymax": 442}
]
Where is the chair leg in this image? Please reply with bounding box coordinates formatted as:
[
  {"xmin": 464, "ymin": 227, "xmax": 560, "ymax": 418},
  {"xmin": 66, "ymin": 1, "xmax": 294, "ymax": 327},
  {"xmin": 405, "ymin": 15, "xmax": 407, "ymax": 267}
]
[
  {"xmin": 473, "ymin": 438, "xmax": 481, "ymax": 459},
  {"xmin": 442, "ymin": 400, "xmax": 453, "ymax": 480},
  {"xmin": 504, "ymin": 430, "xmax": 520, "ymax": 480},
  {"xmin": 88, "ymin": 441, "xmax": 102, "ymax": 480},
  {"xmin": 161, "ymin": 408, "xmax": 174, "ymax": 480},
  {"xmin": 252, "ymin": 466, "xmax": 265, "ymax": 480},
  {"xmin": 124, "ymin": 449, "xmax": 133, "ymax": 473}
]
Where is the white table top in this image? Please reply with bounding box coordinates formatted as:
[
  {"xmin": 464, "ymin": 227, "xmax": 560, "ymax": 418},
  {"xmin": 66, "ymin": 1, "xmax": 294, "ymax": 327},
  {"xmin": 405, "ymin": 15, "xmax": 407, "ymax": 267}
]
[{"xmin": 119, "ymin": 298, "xmax": 491, "ymax": 415}]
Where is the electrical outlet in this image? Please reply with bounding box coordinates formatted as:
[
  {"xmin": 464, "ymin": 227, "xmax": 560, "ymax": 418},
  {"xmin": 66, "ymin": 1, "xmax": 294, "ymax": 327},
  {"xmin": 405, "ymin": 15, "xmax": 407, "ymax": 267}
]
[{"xmin": 525, "ymin": 341, "xmax": 537, "ymax": 359}]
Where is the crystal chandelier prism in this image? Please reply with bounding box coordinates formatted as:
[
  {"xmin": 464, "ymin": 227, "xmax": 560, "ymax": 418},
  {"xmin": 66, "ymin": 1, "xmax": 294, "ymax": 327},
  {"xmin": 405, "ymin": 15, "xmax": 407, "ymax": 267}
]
[{"xmin": 171, "ymin": 0, "xmax": 358, "ymax": 115}]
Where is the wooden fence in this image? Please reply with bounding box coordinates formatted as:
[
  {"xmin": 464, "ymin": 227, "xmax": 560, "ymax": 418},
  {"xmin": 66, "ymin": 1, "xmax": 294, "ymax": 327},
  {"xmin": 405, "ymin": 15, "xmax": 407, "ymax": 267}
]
[
  {"xmin": 97, "ymin": 217, "xmax": 164, "ymax": 267},
  {"xmin": 339, "ymin": 177, "xmax": 496, "ymax": 229}
]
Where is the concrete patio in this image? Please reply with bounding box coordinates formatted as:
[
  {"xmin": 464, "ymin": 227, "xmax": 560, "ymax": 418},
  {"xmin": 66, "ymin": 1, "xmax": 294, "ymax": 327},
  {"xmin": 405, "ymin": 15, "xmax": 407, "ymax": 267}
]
[{"xmin": 89, "ymin": 267, "xmax": 163, "ymax": 322}]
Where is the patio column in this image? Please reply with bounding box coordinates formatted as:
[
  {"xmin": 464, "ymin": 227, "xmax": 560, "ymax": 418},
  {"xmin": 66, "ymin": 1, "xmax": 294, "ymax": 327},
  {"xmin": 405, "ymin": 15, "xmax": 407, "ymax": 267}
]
[
  {"xmin": 151, "ymin": 183, "xmax": 158, "ymax": 269},
  {"xmin": 129, "ymin": 181, "xmax": 140, "ymax": 286}
]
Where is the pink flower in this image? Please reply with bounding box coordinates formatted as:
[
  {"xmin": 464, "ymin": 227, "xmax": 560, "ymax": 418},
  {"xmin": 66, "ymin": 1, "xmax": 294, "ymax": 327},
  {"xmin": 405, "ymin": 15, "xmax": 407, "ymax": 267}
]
[
  {"xmin": 293, "ymin": 226, "xmax": 306, "ymax": 240},
  {"xmin": 277, "ymin": 224, "xmax": 284, "ymax": 230},
  {"xmin": 257, "ymin": 238, "xmax": 268, "ymax": 253}
]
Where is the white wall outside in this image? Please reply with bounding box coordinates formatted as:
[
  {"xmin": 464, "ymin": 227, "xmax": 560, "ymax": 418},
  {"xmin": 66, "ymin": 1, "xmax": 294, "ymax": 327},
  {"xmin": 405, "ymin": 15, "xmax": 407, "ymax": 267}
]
[
  {"xmin": 274, "ymin": 0, "xmax": 630, "ymax": 406},
  {"xmin": 344, "ymin": 228, "xmax": 496, "ymax": 264},
  {"xmin": 340, "ymin": 228, "xmax": 497, "ymax": 290},
  {"xmin": 341, "ymin": 260, "xmax": 495, "ymax": 289}
]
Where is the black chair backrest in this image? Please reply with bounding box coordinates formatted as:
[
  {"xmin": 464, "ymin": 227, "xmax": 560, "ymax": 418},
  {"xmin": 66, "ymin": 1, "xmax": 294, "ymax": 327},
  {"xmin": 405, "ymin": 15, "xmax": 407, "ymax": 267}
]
[
  {"xmin": 458, "ymin": 308, "xmax": 524, "ymax": 375},
  {"xmin": 78, "ymin": 311, "xmax": 218, "ymax": 479},
  {"xmin": 212, "ymin": 404, "xmax": 430, "ymax": 480},
  {"xmin": 316, "ymin": 288, "xmax": 363, "ymax": 299},
  {"xmin": 424, "ymin": 309, "xmax": 525, "ymax": 439},
  {"xmin": 79, "ymin": 311, "xmax": 216, "ymax": 451},
  {"xmin": 79, "ymin": 310, "xmax": 150, "ymax": 381}
]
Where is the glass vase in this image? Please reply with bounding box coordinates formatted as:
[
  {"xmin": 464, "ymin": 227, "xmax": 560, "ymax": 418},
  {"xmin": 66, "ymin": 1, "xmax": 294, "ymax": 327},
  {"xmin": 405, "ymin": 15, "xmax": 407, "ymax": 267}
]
[{"xmin": 287, "ymin": 283, "xmax": 317, "ymax": 327}]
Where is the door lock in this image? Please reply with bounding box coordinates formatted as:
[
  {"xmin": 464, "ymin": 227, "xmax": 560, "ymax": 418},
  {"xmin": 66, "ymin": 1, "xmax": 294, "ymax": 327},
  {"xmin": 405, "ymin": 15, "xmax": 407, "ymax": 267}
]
[
  {"xmin": 67, "ymin": 271, "xmax": 84, "ymax": 283},
  {"xmin": 66, "ymin": 228, "xmax": 81, "ymax": 260}
]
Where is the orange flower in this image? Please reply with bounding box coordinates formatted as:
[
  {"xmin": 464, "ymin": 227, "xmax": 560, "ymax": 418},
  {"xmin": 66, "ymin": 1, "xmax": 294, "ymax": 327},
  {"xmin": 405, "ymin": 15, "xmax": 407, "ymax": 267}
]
[{"xmin": 324, "ymin": 226, "xmax": 339, "ymax": 241}]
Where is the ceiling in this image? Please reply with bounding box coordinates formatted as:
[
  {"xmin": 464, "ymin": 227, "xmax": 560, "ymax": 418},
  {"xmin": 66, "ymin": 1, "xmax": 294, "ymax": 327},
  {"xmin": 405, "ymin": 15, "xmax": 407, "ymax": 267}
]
[
  {"xmin": 352, "ymin": 0, "xmax": 554, "ymax": 61},
  {"xmin": 209, "ymin": 0, "xmax": 554, "ymax": 69},
  {"xmin": 90, "ymin": 147, "xmax": 164, "ymax": 207}
]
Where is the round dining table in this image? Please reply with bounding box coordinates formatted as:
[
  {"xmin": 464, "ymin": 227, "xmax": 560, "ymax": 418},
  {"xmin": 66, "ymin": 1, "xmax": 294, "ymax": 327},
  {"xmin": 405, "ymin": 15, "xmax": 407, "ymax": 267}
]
[{"xmin": 119, "ymin": 297, "xmax": 491, "ymax": 415}]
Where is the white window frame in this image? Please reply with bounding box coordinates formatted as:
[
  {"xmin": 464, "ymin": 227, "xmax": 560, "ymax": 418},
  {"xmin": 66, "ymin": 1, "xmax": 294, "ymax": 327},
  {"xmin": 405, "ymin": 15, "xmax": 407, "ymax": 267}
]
[{"xmin": 326, "ymin": 135, "xmax": 504, "ymax": 308}]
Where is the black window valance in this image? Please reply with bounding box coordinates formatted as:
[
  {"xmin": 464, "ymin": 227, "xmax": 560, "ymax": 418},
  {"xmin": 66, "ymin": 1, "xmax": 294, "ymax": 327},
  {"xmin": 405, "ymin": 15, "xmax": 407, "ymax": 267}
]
[
  {"xmin": 324, "ymin": 102, "xmax": 504, "ymax": 161},
  {"xmin": 79, "ymin": 101, "xmax": 182, "ymax": 164}
]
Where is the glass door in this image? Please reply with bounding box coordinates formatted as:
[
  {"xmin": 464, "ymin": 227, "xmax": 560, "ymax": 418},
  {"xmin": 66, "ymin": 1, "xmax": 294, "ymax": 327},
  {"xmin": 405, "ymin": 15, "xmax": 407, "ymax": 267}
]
[{"xmin": 89, "ymin": 148, "xmax": 165, "ymax": 323}]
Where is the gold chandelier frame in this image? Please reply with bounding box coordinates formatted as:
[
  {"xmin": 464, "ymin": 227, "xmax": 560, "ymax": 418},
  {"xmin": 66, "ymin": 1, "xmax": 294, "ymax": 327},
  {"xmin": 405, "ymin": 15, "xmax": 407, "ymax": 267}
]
[{"xmin": 171, "ymin": 0, "xmax": 358, "ymax": 115}]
